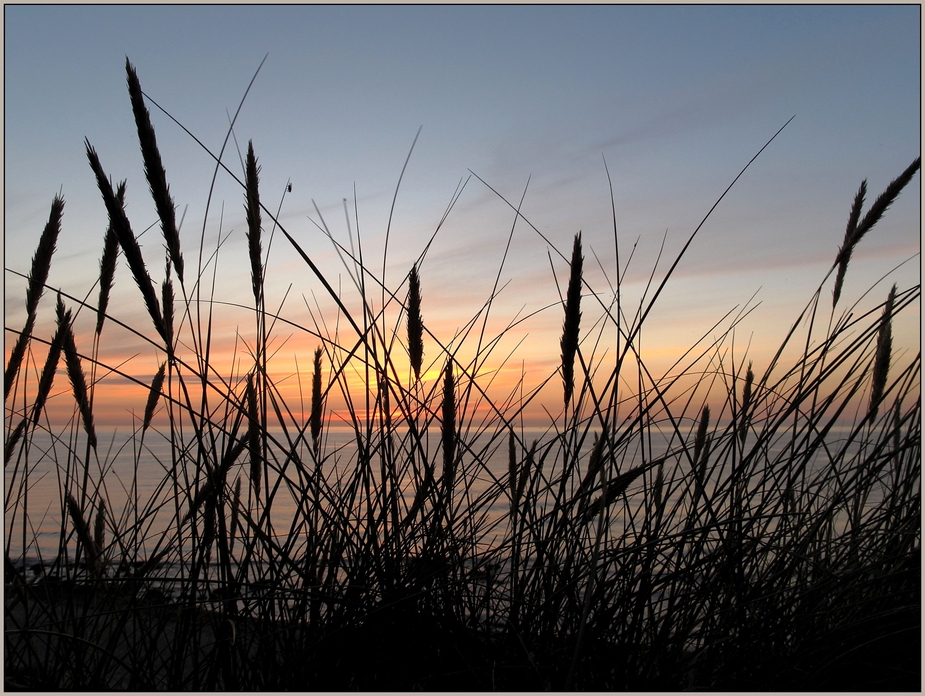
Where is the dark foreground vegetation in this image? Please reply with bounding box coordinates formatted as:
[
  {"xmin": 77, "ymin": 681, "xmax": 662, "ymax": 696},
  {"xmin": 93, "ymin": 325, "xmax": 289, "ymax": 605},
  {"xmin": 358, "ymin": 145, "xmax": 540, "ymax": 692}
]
[{"xmin": 5, "ymin": 59, "xmax": 920, "ymax": 690}]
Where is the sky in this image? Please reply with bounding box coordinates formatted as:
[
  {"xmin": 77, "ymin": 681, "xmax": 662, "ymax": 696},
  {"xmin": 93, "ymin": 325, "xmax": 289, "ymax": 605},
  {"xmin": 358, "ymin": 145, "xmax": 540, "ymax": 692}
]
[{"xmin": 4, "ymin": 4, "xmax": 921, "ymax": 428}]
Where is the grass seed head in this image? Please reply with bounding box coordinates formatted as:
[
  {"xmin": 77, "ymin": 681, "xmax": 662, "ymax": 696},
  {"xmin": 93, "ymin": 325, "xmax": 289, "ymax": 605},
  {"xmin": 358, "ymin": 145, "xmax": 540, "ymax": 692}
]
[
  {"xmin": 96, "ymin": 182, "xmax": 125, "ymax": 335},
  {"xmin": 5, "ymin": 196, "xmax": 64, "ymax": 401},
  {"xmin": 868, "ymin": 284, "xmax": 896, "ymax": 422},
  {"xmin": 653, "ymin": 461, "xmax": 665, "ymax": 515},
  {"xmin": 4, "ymin": 328, "xmax": 31, "ymax": 404},
  {"xmin": 86, "ymin": 140, "xmax": 167, "ymax": 344},
  {"xmin": 230, "ymin": 476, "xmax": 242, "ymax": 542},
  {"xmin": 407, "ymin": 265, "xmax": 424, "ymax": 380},
  {"xmin": 245, "ymin": 140, "xmax": 263, "ymax": 309},
  {"xmin": 93, "ymin": 497, "xmax": 106, "ymax": 553},
  {"xmin": 65, "ymin": 492, "xmax": 100, "ymax": 567},
  {"xmin": 161, "ymin": 258, "xmax": 174, "ymax": 349},
  {"xmin": 26, "ymin": 195, "xmax": 64, "ymax": 320},
  {"xmin": 579, "ymin": 432, "xmax": 608, "ymax": 494},
  {"xmin": 59, "ymin": 298, "xmax": 97, "ymax": 451},
  {"xmin": 852, "ymin": 158, "xmax": 920, "ymax": 245},
  {"xmin": 833, "ymin": 159, "xmax": 920, "ymax": 307},
  {"xmin": 693, "ymin": 405, "xmax": 710, "ymax": 471},
  {"xmin": 143, "ymin": 362, "xmax": 167, "ymax": 432},
  {"xmin": 508, "ymin": 429, "xmax": 518, "ymax": 503},
  {"xmin": 247, "ymin": 372, "xmax": 261, "ymax": 498},
  {"xmin": 739, "ymin": 362, "xmax": 754, "ymax": 445},
  {"xmin": 29, "ymin": 338, "xmax": 62, "ymax": 426},
  {"xmin": 560, "ymin": 232, "xmax": 583, "ymax": 406},
  {"xmin": 5, "ymin": 420, "xmax": 26, "ymax": 465},
  {"xmin": 442, "ymin": 361, "xmax": 457, "ymax": 491},
  {"xmin": 518, "ymin": 440, "xmax": 535, "ymax": 504},
  {"xmin": 126, "ymin": 58, "xmax": 184, "ymax": 283},
  {"xmin": 581, "ymin": 463, "xmax": 649, "ymax": 523},
  {"xmin": 833, "ymin": 181, "xmax": 867, "ymax": 308},
  {"xmin": 29, "ymin": 298, "xmax": 68, "ymax": 426},
  {"xmin": 311, "ymin": 347, "xmax": 324, "ymax": 456}
]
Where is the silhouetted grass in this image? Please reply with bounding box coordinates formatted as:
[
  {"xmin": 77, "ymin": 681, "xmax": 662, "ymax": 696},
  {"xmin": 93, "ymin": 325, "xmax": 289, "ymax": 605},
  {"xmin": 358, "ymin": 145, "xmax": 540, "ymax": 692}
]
[{"xmin": 4, "ymin": 59, "xmax": 920, "ymax": 691}]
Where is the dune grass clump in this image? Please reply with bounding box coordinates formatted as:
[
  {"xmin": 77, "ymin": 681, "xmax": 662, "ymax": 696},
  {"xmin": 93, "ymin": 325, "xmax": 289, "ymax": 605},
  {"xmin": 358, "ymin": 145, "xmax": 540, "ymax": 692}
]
[{"xmin": 4, "ymin": 59, "xmax": 920, "ymax": 691}]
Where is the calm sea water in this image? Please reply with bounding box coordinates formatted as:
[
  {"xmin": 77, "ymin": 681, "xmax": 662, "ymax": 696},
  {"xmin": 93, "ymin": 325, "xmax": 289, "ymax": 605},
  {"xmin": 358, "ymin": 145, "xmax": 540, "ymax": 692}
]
[{"xmin": 5, "ymin": 422, "xmax": 873, "ymax": 574}]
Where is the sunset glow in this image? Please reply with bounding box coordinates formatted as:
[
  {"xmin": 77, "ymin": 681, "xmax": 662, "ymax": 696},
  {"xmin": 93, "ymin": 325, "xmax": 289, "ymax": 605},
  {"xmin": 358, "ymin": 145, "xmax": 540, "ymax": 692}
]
[{"xmin": 5, "ymin": 5, "xmax": 920, "ymax": 431}]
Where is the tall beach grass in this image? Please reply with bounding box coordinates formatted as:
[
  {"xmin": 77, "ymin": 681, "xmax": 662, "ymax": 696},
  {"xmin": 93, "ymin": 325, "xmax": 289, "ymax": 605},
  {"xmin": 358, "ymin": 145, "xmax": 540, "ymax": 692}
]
[{"xmin": 4, "ymin": 59, "xmax": 920, "ymax": 690}]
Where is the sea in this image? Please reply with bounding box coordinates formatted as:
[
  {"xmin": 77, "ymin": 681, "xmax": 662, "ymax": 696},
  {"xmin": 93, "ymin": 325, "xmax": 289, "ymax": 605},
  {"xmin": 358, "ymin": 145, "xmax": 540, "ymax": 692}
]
[{"xmin": 4, "ymin": 420, "xmax": 886, "ymax": 582}]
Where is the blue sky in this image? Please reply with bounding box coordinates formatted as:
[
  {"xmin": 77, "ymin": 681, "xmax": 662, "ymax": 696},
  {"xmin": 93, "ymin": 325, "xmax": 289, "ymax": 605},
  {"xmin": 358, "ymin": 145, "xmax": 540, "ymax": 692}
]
[{"xmin": 4, "ymin": 5, "xmax": 920, "ymax": 421}]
